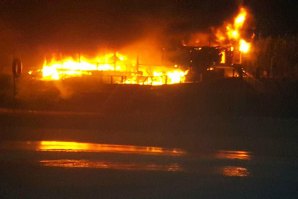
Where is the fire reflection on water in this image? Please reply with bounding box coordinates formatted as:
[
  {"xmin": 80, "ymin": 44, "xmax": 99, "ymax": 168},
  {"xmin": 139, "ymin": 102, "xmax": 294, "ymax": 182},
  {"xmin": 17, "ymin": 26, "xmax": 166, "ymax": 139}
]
[
  {"xmin": 215, "ymin": 150, "xmax": 251, "ymax": 160},
  {"xmin": 221, "ymin": 166, "xmax": 250, "ymax": 177},
  {"xmin": 1, "ymin": 140, "xmax": 251, "ymax": 176},
  {"xmin": 37, "ymin": 141, "xmax": 185, "ymax": 156},
  {"xmin": 40, "ymin": 159, "xmax": 182, "ymax": 172},
  {"xmin": 35, "ymin": 141, "xmax": 185, "ymax": 172},
  {"xmin": 215, "ymin": 150, "xmax": 251, "ymax": 177}
]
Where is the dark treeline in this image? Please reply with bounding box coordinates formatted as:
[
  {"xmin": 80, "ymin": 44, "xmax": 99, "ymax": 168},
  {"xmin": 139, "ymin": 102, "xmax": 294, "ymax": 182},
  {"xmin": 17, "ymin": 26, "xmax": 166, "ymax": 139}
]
[{"xmin": 247, "ymin": 35, "xmax": 298, "ymax": 80}]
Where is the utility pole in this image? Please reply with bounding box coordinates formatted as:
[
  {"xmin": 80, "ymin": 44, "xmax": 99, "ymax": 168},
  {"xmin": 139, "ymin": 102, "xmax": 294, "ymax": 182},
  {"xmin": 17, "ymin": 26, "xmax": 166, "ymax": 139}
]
[{"xmin": 12, "ymin": 58, "xmax": 22, "ymax": 99}]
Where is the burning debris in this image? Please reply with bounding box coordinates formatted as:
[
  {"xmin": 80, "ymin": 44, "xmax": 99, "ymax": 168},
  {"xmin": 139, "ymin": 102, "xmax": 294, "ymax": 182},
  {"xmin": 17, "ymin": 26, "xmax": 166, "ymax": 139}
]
[{"xmin": 28, "ymin": 52, "xmax": 188, "ymax": 86}]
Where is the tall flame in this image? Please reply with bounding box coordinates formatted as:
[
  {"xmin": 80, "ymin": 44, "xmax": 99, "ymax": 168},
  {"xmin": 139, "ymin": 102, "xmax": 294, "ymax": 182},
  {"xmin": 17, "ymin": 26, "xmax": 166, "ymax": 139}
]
[{"xmin": 216, "ymin": 7, "xmax": 251, "ymax": 54}]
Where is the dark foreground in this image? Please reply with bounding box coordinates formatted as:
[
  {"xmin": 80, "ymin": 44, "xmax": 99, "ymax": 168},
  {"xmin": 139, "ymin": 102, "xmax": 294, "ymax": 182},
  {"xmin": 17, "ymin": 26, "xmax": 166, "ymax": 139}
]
[{"xmin": 0, "ymin": 79, "xmax": 298, "ymax": 198}]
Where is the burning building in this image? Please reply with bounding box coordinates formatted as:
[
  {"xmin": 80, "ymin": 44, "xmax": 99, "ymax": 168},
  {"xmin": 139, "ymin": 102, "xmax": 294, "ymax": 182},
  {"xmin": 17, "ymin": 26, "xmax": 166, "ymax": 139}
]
[
  {"xmin": 164, "ymin": 6, "xmax": 253, "ymax": 81},
  {"xmin": 26, "ymin": 6, "xmax": 253, "ymax": 84}
]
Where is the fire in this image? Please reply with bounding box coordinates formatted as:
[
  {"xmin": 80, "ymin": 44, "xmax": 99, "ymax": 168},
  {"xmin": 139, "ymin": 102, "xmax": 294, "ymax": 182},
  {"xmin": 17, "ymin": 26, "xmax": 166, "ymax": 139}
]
[
  {"xmin": 216, "ymin": 7, "xmax": 252, "ymax": 55},
  {"xmin": 233, "ymin": 8, "xmax": 247, "ymax": 30},
  {"xmin": 37, "ymin": 52, "xmax": 188, "ymax": 85},
  {"xmin": 239, "ymin": 39, "xmax": 251, "ymax": 53}
]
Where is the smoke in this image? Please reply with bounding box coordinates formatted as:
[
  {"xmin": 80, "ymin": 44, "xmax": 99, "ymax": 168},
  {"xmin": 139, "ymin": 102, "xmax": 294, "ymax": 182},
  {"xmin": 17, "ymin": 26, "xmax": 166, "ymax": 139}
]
[{"xmin": 0, "ymin": 1, "xmax": 239, "ymax": 56}]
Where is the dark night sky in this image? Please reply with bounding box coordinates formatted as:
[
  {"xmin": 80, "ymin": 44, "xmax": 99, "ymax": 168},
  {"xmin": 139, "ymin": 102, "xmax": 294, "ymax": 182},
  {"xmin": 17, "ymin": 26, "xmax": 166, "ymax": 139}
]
[
  {"xmin": 0, "ymin": 1, "xmax": 237, "ymax": 49},
  {"xmin": 244, "ymin": 0, "xmax": 298, "ymax": 36},
  {"xmin": 0, "ymin": 0, "xmax": 297, "ymax": 66}
]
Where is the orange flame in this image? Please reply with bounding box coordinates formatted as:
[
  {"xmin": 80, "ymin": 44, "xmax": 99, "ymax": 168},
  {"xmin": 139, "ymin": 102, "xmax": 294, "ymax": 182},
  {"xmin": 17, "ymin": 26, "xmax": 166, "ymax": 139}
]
[
  {"xmin": 37, "ymin": 52, "xmax": 188, "ymax": 85},
  {"xmin": 216, "ymin": 7, "xmax": 252, "ymax": 54}
]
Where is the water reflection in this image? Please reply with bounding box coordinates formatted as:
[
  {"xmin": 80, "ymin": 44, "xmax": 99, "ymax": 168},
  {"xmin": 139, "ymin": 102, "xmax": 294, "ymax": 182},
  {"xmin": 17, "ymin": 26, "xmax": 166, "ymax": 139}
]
[
  {"xmin": 215, "ymin": 150, "xmax": 251, "ymax": 160},
  {"xmin": 1, "ymin": 140, "xmax": 252, "ymax": 176},
  {"xmin": 220, "ymin": 166, "xmax": 250, "ymax": 177},
  {"xmin": 1, "ymin": 140, "xmax": 185, "ymax": 172},
  {"xmin": 214, "ymin": 150, "xmax": 251, "ymax": 177},
  {"xmin": 37, "ymin": 141, "xmax": 185, "ymax": 156},
  {"xmin": 40, "ymin": 159, "xmax": 182, "ymax": 172}
]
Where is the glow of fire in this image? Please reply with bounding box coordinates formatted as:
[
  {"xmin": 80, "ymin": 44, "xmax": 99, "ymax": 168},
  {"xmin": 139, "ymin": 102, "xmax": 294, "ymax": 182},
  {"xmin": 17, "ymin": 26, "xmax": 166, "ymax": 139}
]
[{"xmin": 38, "ymin": 52, "xmax": 188, "ymax": 85}]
